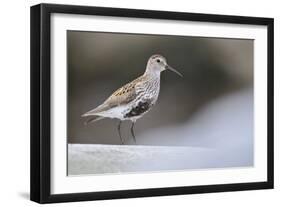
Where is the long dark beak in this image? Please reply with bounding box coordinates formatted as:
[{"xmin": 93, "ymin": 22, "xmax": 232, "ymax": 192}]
[{"xmin": 165, "ymin": 64, "xmax": 183, "ymax": 77}]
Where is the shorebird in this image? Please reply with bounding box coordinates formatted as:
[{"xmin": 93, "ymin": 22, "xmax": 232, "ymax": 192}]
[{"xmin": 82, "ymin": 54, "xmax": 183, "ymax": 144}]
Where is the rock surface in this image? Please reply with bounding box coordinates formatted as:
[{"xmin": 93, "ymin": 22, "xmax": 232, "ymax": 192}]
[{"xmin": 68, "ymin": 143, "xmax": 252, "ymax": 175}]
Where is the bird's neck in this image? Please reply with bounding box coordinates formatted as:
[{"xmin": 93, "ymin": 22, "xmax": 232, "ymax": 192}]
[{"xmin": 144, "ymin": 68, "xmax": 161, "ymax": 79}]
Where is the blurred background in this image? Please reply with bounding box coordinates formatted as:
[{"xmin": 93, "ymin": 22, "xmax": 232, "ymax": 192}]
[{"xmin": 67, "ymin": 31, "xmax": 253, "ymax": 147}]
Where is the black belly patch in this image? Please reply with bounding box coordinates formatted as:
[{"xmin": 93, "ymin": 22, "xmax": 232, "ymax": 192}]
[{"xmin": 124, "ymin": 101, "xmax": 151, "ymax": 118}]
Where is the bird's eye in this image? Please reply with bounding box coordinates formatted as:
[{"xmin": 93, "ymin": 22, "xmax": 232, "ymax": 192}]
[{"xmin": 156, "ymin": 59, "xmax": 160, "ymax": 63}]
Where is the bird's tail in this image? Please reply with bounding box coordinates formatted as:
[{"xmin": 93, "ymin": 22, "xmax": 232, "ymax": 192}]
[
  {"xmin": 82, "ymin": 103, "xmax": 109, "ymax": 117},
  {"xmin": 83, "ymin": 116, "xmax": 105, "ymax": 125}
]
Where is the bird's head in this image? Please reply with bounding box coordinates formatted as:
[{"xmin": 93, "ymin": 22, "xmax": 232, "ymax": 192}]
[{"xmin": 146, "ymin": 54, "xmax": 183, "ymax": 77}]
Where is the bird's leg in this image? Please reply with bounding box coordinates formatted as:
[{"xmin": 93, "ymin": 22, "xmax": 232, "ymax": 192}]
[
  {"xmin": 130, "ymin": 121, "xmax": 136, "ymax": 144},
  {"xmin": 117, "ymin": 121, "xmax": 124, "ymax": 144}
]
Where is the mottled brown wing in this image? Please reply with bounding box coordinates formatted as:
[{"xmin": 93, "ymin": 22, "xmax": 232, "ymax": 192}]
[
  {"xmin": 104, "ymin": 78, "xmax": 139, "ymax": 107},
  {"xmin": 82, "ymin": 76, "xmax": 145, "ymax": 116}
]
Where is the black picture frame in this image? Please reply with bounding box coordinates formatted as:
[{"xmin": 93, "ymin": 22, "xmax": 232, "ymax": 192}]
[{"xmin": 30, "ymin": 3, "xmax": 274, "ymax": 204}]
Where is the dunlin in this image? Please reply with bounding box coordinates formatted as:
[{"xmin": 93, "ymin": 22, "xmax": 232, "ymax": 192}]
[{"xmin": 82, "ymin": 54, "xmax": 183, "ymax": 144}]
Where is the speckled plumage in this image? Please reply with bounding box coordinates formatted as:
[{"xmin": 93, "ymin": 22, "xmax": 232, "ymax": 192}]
[{"xmin": 83, "ymin": 73, "xmax": 160, "ymax": 120}]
